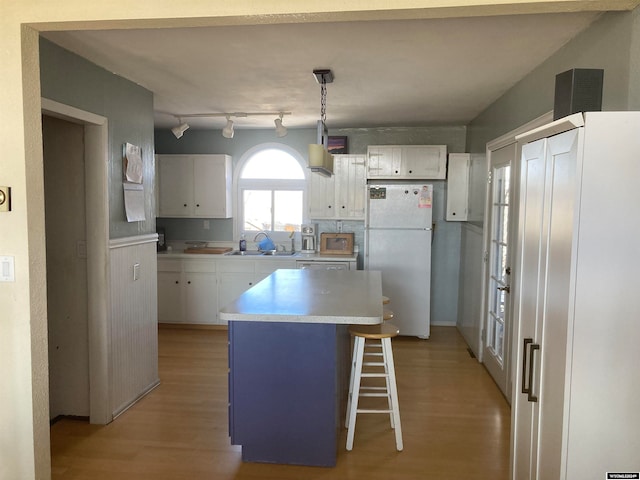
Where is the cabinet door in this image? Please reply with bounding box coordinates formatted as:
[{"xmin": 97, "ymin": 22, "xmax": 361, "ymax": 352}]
[
  {"xmin": 184, "ymin": 272, "xmax": 218, "ymax": 324},
  {"xmin": 158, "ymin": 156, "xmax": 193, "ymax": 217},
  {"xmin": 218, "ymin": 273, "xmax": 256, "ymax": 324},
  {"xmin": 308, "ymin": 169, "xmax": 335, "ymax": 219},
  {"xmin": 367, "ymin": 146, "xmax": 401, "ymax": 178},
  {"xmin": 511, "ymin": 130, "xmax": 580, "ymax": 480},
  {"xmin": 193, "ymin": 155, "xmax": 232, "ymax": 218},
  {"xmin": 157, "ymin": 271, "xmax": 183, "ymax": 323},
  {"xmin": 446, "ymin": 153, "xmax": 469, "ymax": 221},
  {"xmin": 335, "ymin": 155, "xmax": 366, "ymax": 219},
  {"xmin": 401, "ymin": 146, "xmax": 447, "ymax": 179}
]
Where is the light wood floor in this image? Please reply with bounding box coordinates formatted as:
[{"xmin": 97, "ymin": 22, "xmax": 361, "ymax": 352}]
[{"xmin": 50, "ymin": 326, "xmax": 510, "ymax": 480}]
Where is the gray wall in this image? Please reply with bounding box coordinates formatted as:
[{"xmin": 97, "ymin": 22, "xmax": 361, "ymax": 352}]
[
  {"xmin": 458, "ymin": 7, "xmax": 640, "ymax": 348},
  {"xmin": 467, "ymin": 10, "xmax": 638, "ymax": 154},
  {"xmin": 39, "ymin": 38, "xmax": 156, "ymax": 239},
  {"xmin": 155, "ymin": 125, "xmax": 466, "ymax": 325}
]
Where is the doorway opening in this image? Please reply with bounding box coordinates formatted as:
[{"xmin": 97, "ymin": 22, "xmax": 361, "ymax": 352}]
[{"xmin": 41, "ymin": 98, "xmax": 111, "ymax": 425}]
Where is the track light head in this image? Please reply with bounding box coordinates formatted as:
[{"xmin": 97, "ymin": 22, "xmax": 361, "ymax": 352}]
[
  {"xmin": 222, "ymin": 117, "xmax": 234, "ymax": 139},
  {"xmin": 274, "ymin": 114, "xmax": 287, "ymax": 137},
  {"xmin": 171, "ymin": 121, "xmax": 189, "ymax": 139}
]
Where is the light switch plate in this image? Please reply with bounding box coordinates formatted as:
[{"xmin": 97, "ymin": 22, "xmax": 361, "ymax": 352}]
[
  {"xmin": 0, "ymin": 186, "xmax": 10, "ymax": 212},
  {"xmin": 0, "ymin": 256, "xmax": 15, "ymax": 282}
]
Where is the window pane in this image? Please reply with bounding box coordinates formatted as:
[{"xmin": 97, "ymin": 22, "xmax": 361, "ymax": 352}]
[
  {"xmin": 243, "ymin": 190, "xmax": 272, "ymax": 231},
  {"xmin": 241, "ymin": 149, "xmax": 305, "ymax": 179},
  {"xmin": 274, "ymin": 191, "xmax": 303, "ymax": 232}
]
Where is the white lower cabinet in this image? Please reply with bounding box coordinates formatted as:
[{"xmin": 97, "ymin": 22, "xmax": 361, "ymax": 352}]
[
  {"xmin": 157, "ymin": 257, "xmax": 218, "ymax": 325},
  {"xmin": 183, "ymin": 272, "xmax": 218, "ymax": 324},
  {"xmin": 511, "ymin": 112, "xmax": 640, "ymax": 479},
  {"xmin": 157, "ymin": 270, "xmax": 183, "ymax": 323},
  {"xmin": 158, "ymin": 256, "xmax": 354, "ymax": 324}
]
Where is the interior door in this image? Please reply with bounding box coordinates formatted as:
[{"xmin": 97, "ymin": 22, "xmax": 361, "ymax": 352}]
[{"xmin": 482, "ymin": 143, "xmax": 517, "ymax": 400}]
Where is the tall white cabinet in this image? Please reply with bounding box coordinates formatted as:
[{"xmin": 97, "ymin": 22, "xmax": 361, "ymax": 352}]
[{"xmin": 511, "ymin": 112, "xmax": 640, "ymax": 480}]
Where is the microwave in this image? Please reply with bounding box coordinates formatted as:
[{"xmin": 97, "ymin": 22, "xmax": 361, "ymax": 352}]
[{"xmin": 319, "ymin": 233, "xmax": 354, "ymax": 255}]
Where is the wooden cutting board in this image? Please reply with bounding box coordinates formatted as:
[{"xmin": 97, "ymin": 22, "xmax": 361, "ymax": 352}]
[{"xmin": 183, "ymin": 247, "xmax": 232, "ymax": 254}]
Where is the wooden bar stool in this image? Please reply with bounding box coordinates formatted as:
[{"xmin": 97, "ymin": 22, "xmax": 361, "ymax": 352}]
[{"xmin": 345, "ymin": 322, "xmax": 403, "ymax": 451}]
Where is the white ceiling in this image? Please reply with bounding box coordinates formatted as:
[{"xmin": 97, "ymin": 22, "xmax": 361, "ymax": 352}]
[{"xmin": 42, "ymin": 12, "xmax": 602, "ymax": 131}]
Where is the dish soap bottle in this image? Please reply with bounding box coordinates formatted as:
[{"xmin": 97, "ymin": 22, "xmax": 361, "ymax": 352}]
[{"xmin": 239, "ymin": 233, "xmax": 247, "ymax": 252}]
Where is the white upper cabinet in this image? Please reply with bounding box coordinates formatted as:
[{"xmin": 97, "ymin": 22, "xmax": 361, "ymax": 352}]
[
  {"xmin": 367, "ymin": 145, "xmax": 447, "ymax": 179},
  {"xmin": 445, "ymin": 153, "xmax": 470, "ymax": 221},
  {"xmin": 309, "ymin": 154, "xmax": 366, "ymax": 220},
  {"xmin": 157, "ymin": 154, "xmax": 232, "ymax": 218}
]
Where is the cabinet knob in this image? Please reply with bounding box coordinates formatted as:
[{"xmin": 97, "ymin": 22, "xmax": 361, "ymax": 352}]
[
  {"xmin": 187, "ymin": 281, "xmax": 191, "ymax": 284},
  {"xmin": 183, "ymin": 203, "xmax": 188, "ymax": 207},
  {"xmin": 175, "ymin": 281, "xmax": 179, "ymax": 284},
  {"xmin": 342, "ymin": 205, "xmax": 345, "ymax": 209},
  {"xmin": 196, "ymin": 204, "xmax": 200, "ymax": 207},
  {"xmin": 328, "ymin": 205, "xmax": 332, "ymax": 209},
  {"xmin": 249, "ymin": 282, "xmax": 253, "ymax": 286},
  {"xmin": 409, "ymin": 170, "xmax": 413, "ymax": 173}
]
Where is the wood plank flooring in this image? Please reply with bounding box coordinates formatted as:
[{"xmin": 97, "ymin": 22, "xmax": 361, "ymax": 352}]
[{"xmin": 50, "ymin": 326, "xmax": 510, "ymax": 480}]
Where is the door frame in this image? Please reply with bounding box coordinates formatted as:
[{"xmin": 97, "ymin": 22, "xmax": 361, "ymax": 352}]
[
  {"xmin": 480, "ymin": 111, "xmax": 553, "ymax": 402},
  {"xmin": 41, "ymin": 98, "xmax": 111, "ymax": 424}
]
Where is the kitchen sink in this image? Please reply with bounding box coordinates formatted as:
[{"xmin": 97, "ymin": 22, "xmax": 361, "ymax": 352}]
[
  {"xmin": 226, "ymin": 250, "xmax": 297, "ymax": 256},
  {"xmin": 261, "ymin": 251, "xmax": 296, "ymax": 256}
]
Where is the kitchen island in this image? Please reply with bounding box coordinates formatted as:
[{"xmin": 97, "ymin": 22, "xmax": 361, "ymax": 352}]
[{"xmin": 220, "ymin": 269, "xmax": 382, "ymax": 467}]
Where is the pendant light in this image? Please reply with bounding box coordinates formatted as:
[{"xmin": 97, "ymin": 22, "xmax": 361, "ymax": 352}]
[{"xmin": 308, "ymin": 69, "xmax": 334, "ymax": 177}]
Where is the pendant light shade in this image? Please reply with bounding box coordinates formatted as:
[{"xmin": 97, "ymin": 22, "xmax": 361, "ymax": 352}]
[{"xmin": 222, "ymin": 117, "xmax": 234, "ymax": 139}]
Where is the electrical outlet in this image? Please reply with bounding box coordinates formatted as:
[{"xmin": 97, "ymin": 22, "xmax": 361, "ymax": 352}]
[
  {"xmin": 203, "ymin": 220, "xmax": 210, "ymax": 230},
  {"xmin": 0, "ymin": 186, "xmax": 10, "ymax": 212},
  {"xmin": 336, "ymin": 220, "xmax": 343, "ymax": 232}
]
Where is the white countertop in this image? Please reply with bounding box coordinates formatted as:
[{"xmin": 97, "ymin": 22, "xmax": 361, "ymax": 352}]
[
  {"xmin": 219, "ymin": 269, "xmax": 382, "ymax": 324},
  {"xmin": 157, "ymin": 250, "xmax": 358, "ymax": 262}
]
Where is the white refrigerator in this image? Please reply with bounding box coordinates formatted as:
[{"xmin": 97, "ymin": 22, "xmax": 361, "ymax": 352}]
[{"xmin": 365, "ymin": 184, "xmax": 433, "ymax": 338}]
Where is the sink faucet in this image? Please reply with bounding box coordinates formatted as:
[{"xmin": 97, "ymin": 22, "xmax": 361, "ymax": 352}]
[{"xmin": 253, "ymin": 231, "xmax": 272, "ymax": 242}]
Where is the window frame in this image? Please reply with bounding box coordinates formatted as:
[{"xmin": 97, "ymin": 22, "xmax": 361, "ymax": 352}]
[{"xmin": 233, "ymin": 143, "xmax": 309, "ymax": 246}]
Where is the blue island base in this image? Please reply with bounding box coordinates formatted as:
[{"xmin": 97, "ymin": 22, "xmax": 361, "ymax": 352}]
[{"xmin": 228, "ymin": 321, "xmax": 350, "ymax": 467}]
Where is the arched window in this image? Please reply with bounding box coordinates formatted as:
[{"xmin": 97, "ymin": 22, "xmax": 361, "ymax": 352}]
[{"xmin": 235, "ymin": 145, "xmax": 307, "ymax": 244}]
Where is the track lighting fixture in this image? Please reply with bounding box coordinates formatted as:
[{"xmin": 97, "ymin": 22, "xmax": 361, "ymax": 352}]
[
  {"xmin": 222, "ymin": 117, "xmax": 234, "ymax": 139},
  {"xmin": 171, "ymin": 118, "xmax": 189, "ymax": 139},
  {"xmin": 170, "ymin": 111, "xmax": 291, "ymax": 139},
  {"xmin": 274, "ymin": 113, "xmax": 287, "ymax": 137}
]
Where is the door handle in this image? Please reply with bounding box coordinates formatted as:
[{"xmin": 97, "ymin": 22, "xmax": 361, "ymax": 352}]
[
  {"xmin": 527, "ymin": 343, "xmax": 540, "ymax": 403},
  {"xmin": 497, "ymin": 285, "xmax": 510, "ymax": 293},
  {"xmin": 521, "ymin": 338, "xmax": 540, "ymax": 403},
  {"xmin": 521, "ymin": 338, "xmax": 532, "ymax": 395}
]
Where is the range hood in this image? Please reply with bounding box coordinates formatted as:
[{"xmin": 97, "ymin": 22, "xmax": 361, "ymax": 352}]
[{"xmin": 308, "ymin": 120, "xmax": 334, "ymax": 177}]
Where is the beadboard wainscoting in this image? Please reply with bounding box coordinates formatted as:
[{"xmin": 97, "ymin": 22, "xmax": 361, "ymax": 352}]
[{"xmin": 109, "ymin": 234, "xmax": 160, "ymax": 417}]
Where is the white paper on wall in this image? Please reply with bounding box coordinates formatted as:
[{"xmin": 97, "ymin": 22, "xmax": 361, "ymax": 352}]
[
  {"xmin": 123, "ymin": 182, "xmax": 146, "ymax": 222},
  {"xmin": 124, "ymin": 143, "xmax": 143, "ymax": 184}
]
